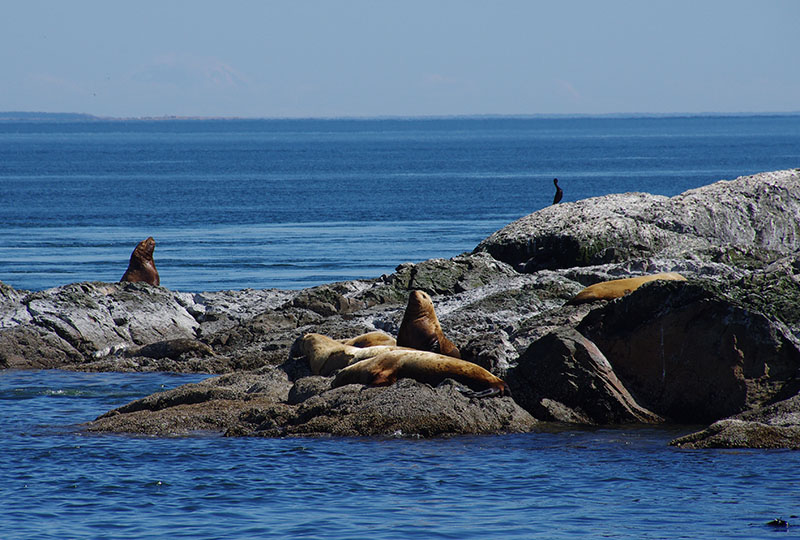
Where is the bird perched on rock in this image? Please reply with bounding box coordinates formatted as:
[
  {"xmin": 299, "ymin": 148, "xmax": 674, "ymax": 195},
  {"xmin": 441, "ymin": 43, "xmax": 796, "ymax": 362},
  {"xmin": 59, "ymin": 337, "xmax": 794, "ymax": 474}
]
[{"xmin": 552, "ymin": 178, "xmax": 563, "ymax": 204}]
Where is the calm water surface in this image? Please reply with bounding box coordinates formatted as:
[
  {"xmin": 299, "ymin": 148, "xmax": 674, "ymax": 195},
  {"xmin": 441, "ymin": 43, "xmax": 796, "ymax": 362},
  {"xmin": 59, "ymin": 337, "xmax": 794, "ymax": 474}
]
[
  {"xmin": 1, "ymin": 115, "xmax": 798, "ymax": 291},
  {"xmin": 2, "ymin": 116, "xmax": 800, "ymax": 539},
  {"xmin": 3, "ymin": 370, "xmax": 800, "ymax": 540}
]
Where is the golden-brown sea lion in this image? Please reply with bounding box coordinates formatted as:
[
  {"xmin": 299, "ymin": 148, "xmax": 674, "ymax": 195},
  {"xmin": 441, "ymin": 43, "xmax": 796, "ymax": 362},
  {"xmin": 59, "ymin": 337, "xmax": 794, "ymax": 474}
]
[
  {"xmin": 566, "ymin": 272, "xmax": 687, "ymax": 305},
  {"xmin": 332, "ymin": 349, "xmax": 510, "ymax": 397},
  {"xmin": 120, "ymin": 237, "xmax": 160, "ymax": 286},
  {"xmin": 299, "ymin": 333, "xmax": 402, "ymax": 376},
  {"xmin": 397, "ymin": 290, "xmax": 461, "ymax": 358},
  {"xmin": 339, "ymin": 331, "xmax": 397, "ymax": 348}
]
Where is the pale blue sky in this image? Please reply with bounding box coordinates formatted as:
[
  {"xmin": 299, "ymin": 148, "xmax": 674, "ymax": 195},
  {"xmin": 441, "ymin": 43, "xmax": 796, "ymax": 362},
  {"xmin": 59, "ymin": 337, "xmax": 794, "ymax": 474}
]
[{"xmin": 2, "ymin": 0, "xmax": 798, "ymax": 118}]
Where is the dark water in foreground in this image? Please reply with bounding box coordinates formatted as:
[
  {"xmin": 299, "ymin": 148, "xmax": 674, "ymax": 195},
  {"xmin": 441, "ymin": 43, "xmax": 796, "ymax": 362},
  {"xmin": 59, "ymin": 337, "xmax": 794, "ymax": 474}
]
[
  {"xmin": 3, "ymin": 370, "xmax": 800, "ymax": 540},
  {"xmin": 2, "ymin": 116, "xmax": 800, "ymax": 539}
]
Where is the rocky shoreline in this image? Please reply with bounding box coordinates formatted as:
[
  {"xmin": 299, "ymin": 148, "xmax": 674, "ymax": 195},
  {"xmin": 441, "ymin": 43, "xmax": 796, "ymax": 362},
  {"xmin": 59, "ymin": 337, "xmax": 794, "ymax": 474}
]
[{"xmin": 2, "ymin": 169, "xmax": 800, "ymax": 447}]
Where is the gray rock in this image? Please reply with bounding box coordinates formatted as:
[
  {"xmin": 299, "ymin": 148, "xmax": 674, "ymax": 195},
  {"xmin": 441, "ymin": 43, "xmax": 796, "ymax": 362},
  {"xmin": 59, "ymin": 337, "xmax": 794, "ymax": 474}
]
[
  {"xmin": 670, "ymin": 393, "xmax": 800, "ymax": 449},
  {"xmin": 264, "ymin": 379, "xmax": 537, "ymax": 438},
  {"xmin": 508, "ymin": 328, "xmax": 663, "ymax": 424},
  {"xmin": 0, "ymin": 325, "xmax": 83, "ymax": 369},
  {"xmin": 85, "ymin": 369, "xmax": 293, "ymax": 436},
  {"xmin": 475, "ymin": 169, "xmax": 800, "ymax": 271},
  {"xmin": 85, "ymin": 371, "xmax": 537, "ymax": 438},
  {"xmin": 23, "ymin": 281, "xmax": 200, "ymax": 356},
  {"xmin": 0, "ymin": 281, "xmax": 32, "ymax": 327},
  {"xmin": 578, "ymin": 280, "xmax": 800, "ymax": 423}
]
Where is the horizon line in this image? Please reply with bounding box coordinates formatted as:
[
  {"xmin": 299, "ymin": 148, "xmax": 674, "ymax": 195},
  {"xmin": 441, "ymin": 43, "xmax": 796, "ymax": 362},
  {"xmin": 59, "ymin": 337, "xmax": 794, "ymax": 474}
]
[{"xmin": 2, "ymin": 110, "xmax": 800, "ymax": 122}]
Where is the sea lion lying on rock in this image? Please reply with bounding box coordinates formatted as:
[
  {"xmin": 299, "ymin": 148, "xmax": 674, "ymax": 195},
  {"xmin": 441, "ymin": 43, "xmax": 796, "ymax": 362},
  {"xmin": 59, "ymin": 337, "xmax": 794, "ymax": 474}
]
[
  {"xmin": 397, "ymin": 290, "xmax": 461, "ymax": 358},
  {"xmin": 566, "ymin": 272, "xmax": 687, "ymax": 305},
  {"xmin": 332, "ymin": 349, "xmax": 511, "ymax": 398},
  {"xmin": 339, "ymin": 331, "xmax": 396, "ymax": 348},
  {"xmin": 120, "ymin": 237, "xmax": 160, "ymax": 286},
  {"xmin": 299, "ymin": 332, "xmax": 508, "ymax": 397},
  {"xmin": 300, "ymin": 333, "xmax": 403, "ymax": 376}
]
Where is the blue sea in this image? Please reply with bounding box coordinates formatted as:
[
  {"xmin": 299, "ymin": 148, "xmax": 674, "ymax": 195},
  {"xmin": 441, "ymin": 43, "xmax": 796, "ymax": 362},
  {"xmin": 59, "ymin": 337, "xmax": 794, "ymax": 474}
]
[{"xmin": 2, "ymin": 115, "xmax": 800, "ymax": 539}]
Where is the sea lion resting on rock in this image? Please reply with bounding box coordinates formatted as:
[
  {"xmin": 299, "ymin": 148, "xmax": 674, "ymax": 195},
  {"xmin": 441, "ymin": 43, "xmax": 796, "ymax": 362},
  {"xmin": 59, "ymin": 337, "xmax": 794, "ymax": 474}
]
[
  {"xmin": 300, "ymin": 333, "xmax": 403, "ymax": 376},
  {"xmin": 339, "ymin": 331, "xmax": 396, "ymax": 348},
  {"xmin": 567, "ymin": 272, "xmax": 687, "ymax": 305},
  {"xmin": 332, "ymin": 349, "xmax": 511, "ymax": 398},
  {"xmin": 120, "ymin": 237, "xmax": 160, "ymax": 286},
  {"xmin": 397, "ymin": 290, "xmax": 461, "ymax": 358}
]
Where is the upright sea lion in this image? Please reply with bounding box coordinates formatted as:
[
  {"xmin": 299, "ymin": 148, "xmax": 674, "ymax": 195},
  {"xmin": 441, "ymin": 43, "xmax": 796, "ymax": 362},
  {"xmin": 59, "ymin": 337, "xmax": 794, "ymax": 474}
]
[
  {"xmin": 120, "ymin": 237, "xmax": 160, "ymax": 286},
  {"xmin": 340, "ymin": 331, "xmax": 397, "ymax": 348},
  {"xmin": 566, "ymin": 272, "xmax": 687, "ymax": 305},
  {"xmin": 332, "ymin": 349, "xmax": 510, "ymax": 397},
  {"xmin": 397, "ymin": 290, "xmax": 461, "ymax": 358},
  {"xmin": 299, "ymin": 333, "xmax": 402, "ymax": 376}
]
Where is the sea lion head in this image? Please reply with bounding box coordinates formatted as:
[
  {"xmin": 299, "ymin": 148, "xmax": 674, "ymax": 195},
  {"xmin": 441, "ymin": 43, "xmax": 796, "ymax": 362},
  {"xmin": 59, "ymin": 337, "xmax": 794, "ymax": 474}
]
[
  {"xmin": 404, "ymin": 290, "xmax": 437, "ymax": 322},
  {"xmin": 136, "ymin": 236, "xmax": 156, "ymax": 258},
  {"xmin": 299, "ymin": 333, "xmax": 345, "ymax": 374}
]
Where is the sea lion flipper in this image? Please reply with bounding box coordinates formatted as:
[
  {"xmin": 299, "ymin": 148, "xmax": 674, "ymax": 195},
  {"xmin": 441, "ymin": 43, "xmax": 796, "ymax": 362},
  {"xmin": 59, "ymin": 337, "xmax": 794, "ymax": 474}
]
[{"xmin": 371, "ymin": 369, "xmax": 396, "ymax": 386}]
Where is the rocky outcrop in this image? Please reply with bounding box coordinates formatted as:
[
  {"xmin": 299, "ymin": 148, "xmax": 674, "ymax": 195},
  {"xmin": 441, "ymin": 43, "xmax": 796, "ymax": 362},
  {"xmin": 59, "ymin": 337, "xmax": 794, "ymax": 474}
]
[
  {"xmin": 670, "ymin": 394, "xmax": 800, "ymax": 449},
  {"xmin": 86, "ymin": 368, "xmax": 537, "ymax": 437},
  {"xmin": 578, "ymin": 280, "xmax": 800, "ymax": 423},
  {"xmin": 85, "ymin": 369, "xmax": 293, "ymax": 436},
  {"xmin": 475, "ymin": 169, "xmax": 800, "ymax": 271},
  {"xmin": 509, "ymin": 328, "xmax": 662, "ymax": 424},
  {"xmin": 0, "ymin": 281, "xmax": 297, "ymax": 371},
  {"xmin": 578, "ymin": 281, "xmax": 800, "ymax": 423},
  {"xmin": 4, "ymin": 169, "xmax": 800, "ymax": 444}
]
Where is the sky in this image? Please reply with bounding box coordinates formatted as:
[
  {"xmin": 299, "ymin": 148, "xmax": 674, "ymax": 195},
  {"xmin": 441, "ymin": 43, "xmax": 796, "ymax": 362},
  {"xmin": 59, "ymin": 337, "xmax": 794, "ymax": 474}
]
[{"xmin": 2, "ymin": 0, "xmax": 799, "ymax": 118}]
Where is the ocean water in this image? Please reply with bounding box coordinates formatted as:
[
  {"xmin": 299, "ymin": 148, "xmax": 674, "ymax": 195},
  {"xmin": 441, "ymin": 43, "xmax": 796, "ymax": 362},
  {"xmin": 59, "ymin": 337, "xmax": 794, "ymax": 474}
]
[
  {"xmin": 2, "ymin": 115, "xmax": 800, "ymax": 539},
  {"xmin": 3, "ymin": 370, "xmax": 800, "ymax": 540},
  {"xmin": 1, "ymin": 115, "xmax": 798, "ymax": 291}
]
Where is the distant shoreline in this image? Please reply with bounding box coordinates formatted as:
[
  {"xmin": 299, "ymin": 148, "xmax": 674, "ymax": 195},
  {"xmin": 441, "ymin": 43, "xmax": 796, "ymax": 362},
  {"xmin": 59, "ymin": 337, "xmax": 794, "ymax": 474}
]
[{"xmin": 2, "ymin": 111, "xmax": 800, "ymax": 123}]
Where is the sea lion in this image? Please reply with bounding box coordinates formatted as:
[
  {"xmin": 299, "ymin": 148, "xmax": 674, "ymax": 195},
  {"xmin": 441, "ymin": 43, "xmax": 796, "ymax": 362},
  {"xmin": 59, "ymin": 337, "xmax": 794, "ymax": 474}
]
[
  {"xmin": 332, "ymin": 349, "xmax": 510, "ymax": 397},
  {"xmin": 553, "ymin": 178, "xmax": 563, "ymax": 204},
  {"xmin": 340, "ymin": 331, "xmax": 397, "ymax": 348},
  {"xmin": 299, "ymin": 333, "xmax": 402, "ymax": 376},
  {"xmin": 120, "ymin": 237, "xmax": 160, "ymax": 286},
  {"xmin": 397, "ymin": 290, "xmax": 461, "ymax": 358},
  {"xmin": 566, "ymin": 272, "xmax": 687, "ymax": 305}
]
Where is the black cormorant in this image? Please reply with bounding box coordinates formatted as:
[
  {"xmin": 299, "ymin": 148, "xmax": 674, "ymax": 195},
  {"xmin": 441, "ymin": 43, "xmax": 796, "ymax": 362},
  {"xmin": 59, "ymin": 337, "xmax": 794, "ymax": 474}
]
[{"xmin": 553, "ymin": 178, "xmax": 563, "ymax": 204}]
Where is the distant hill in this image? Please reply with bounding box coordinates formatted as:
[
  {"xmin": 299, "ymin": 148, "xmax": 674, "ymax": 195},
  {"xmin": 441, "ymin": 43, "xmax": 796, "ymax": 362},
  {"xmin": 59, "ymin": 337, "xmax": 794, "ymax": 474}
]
[{"xmin": 0, "ymin": 112, "xmax": 101, "ymax": 122}]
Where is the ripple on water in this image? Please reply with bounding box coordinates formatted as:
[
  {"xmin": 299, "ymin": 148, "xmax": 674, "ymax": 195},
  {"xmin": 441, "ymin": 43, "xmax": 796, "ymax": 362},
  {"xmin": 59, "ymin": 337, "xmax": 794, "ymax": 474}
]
[{"xmin": 2, "ymin": 372, "xmax": 800, "ymax": 539}]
